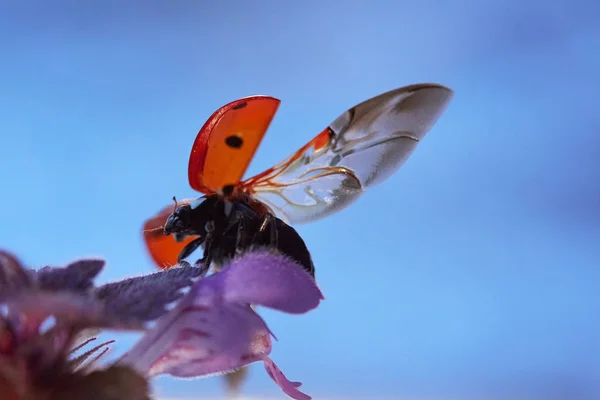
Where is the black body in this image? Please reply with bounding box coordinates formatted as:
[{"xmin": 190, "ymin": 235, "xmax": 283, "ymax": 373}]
[{"xmin": 164, "ymin": 194, "xmax": 315, "ymax": 277}]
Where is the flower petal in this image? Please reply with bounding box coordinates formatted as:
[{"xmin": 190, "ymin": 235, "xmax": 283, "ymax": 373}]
[
  {"xmin": 119, "ymin": 274, "xmax": 272, "ymax": 378},
  {"xmin": 94, "ymin": 264, "xmax": 203, "ymax": 323},
  {"xmin": 1, "ymin": 292, "xmax": 118, "ymax": 373},
  {"xmin": 36, "ymin": 259, "xmax": 105, "ymax": 292},
  {"xmin": 0, "ymin": 250, "xmax": 33, "ymax": 297},
  {"xmin": 219, "ymin": 249, "xmax": 324, "ymax": 314},
  {"xmin": 263, "ymin": 356, "xmax": 311, "ymax": 400},
  {"xmin": 4, "ymin": 292, "xmax": 122, "ymax": 335},
  {"xmin": 118, "ymin": 252, "xmax": 320, "ymax": 400}
]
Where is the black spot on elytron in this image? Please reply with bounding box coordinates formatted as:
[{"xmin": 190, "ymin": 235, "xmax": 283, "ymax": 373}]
[
  {"xmin": 225, "ymin": 135, "xmax": 244, "ymax": 149},
  {"xmin": 222, "ymin": 185, "xmax": 234, "ymax": 196},
  {"xmin": 232, "ymin": 102, "xmax": 247, "ymax": 110}
]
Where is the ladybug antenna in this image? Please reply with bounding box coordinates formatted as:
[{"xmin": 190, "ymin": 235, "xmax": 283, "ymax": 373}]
[
  {"xmin": 172, "ymin": 196, "xmax": 178, "ymax": 212},
  {"xmin": 143, "ymin": 226, "xmax": 164, "ymax": 234}
]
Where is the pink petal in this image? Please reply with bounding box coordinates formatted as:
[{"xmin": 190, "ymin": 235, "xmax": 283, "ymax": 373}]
[
  {"xmin": 5, "ymin": 292, "xmax": 105, "ymax": 337},
  {"xmin": 263, "ymin": 356, "xmax": 312, "ymax": 400},
  {"xmin": 119, "ymin": 276, "xmax": 274, "ymax": 377},
  {"xmin": 218, "ymin": 250, "xmax": 324, "ymax": 314}
]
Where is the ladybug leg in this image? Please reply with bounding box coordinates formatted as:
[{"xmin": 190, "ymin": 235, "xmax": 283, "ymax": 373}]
[
  {"xmin": 235, "ymin": 217, "xmax": 247, "ymax": 256},
  {"xmin": 178, "ymin": 239, "xmax": 210, "ymax": 278},
  {"xmin": 191, "ymin": 255, "xmax": 211, "ymax": 277},
  {"xmin": 177, "ymin": 236, "xmax": 205, "ymax": 267},
  {"xmin": 268, "ymin": 214, "xmax": 278, "ymax": 247},
  {"xmin": 253, "ymin": 213, "xmax": 278, "ymax": 247},
  {"xmin": 220, "ymin": 206, "xmax": 249, "ymax": 257},
  {"xmin": 227, "ymin": 209, "xmax": 251, "ymax": 257},
  {"xmin": 199, "ymin": 220, "xmax": 216, "ymax": 271}
]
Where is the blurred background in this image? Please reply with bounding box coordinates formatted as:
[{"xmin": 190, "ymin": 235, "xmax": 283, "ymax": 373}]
[{"xmin": 1, "ymin": 1, "xmax": 599, "ymax": 399}]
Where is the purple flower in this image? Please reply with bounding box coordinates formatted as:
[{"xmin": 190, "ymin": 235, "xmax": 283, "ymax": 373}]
[
  {"xmin": 0, "ymin": 249, "xmax": 201, "ymax": 399},
  {"xmin": 119, "ymin": 248, "xmax": 324, "ymax": 400},
  {"xmin": 0, "ymin": 248, "xmax": 324, "ymax": 399}
]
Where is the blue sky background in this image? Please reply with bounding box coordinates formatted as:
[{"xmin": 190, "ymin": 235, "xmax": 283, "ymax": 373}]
[{"xmin": 1, "ymin": 1, "xmax": 599, "ymax": 399}]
